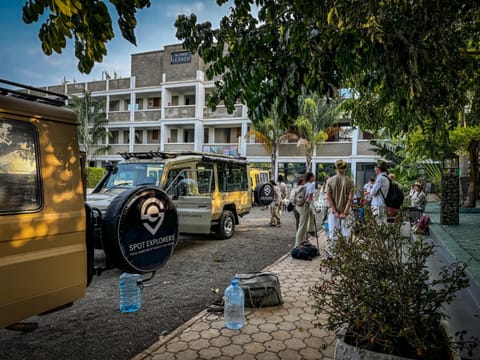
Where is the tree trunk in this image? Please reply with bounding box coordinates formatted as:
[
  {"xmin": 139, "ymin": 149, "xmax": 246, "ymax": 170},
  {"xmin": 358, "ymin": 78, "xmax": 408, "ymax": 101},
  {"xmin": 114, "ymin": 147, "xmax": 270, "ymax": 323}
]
[{"xmin": 466, "ymin": 139, "xmax": 479, "ymax": 208}]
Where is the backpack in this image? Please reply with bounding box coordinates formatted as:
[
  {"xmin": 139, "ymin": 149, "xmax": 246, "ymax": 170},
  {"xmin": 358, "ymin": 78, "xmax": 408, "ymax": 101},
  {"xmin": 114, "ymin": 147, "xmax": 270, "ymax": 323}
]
[
  {"xmin": 294, "ymin": 185, "xmax": 307, "ymax": 207},
  {"xmin": 291, "ymin": 241, "xmax": 319, "ymax": 260},
  {"xmin": 413, "ymin": 215, "xmax": 431, "ymax": 234},
  {"xmin": 381, "ymin": 175, "xmax": 404, "ymax": 209}
]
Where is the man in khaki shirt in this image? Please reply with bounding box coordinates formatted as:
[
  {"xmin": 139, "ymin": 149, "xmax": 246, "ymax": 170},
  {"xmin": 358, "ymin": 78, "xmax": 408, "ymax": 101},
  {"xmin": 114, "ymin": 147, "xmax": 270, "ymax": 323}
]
[{"xmin": 326, "ymin": 159, "xmax": 355, "ymax": 260}]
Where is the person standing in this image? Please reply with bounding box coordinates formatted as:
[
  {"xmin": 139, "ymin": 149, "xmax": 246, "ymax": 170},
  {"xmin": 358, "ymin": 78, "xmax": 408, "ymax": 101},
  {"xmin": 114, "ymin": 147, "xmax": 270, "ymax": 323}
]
[
  {"xmin": 277, "ymin": 175, "xmax": 288, "ymax": 213},
  {"xmin": 295, "ymin": 172, "xmax": 315, "ymax": 246},
  {"xmin": 290, "ymin": 177, "xmax": 305, "ymax": 230},
  {"xmin": 370, "ymin": 160, "xmax": 390, "ymax": 223},
  {"xmin": 317, "ymin": 175, "xmax": 330, "ymax": 224},
  {"xmin": 363, "ymin": 177, "xmax": 375, "ymax": 205},
  {"xmin": 325, "ymin": 160, "xmax": 355, "ymax": 259},
  {"xmin": 269, "ymin": 180, "xmax": 283, "ymax": 226},
  {"xmin": 411, "ymin": 182, "xmax": 427, "ymax": 211}
]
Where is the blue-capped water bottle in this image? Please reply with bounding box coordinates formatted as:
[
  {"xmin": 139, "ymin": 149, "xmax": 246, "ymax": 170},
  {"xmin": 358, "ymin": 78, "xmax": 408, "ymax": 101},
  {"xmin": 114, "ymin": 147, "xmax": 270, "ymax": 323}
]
[
  {"xmin": 119, "ymin": 272, "xmax": 142, "ymax": 313},
  {"xmin": 224, "ymin": 277, "xmax": 245, "ymax": 329}
]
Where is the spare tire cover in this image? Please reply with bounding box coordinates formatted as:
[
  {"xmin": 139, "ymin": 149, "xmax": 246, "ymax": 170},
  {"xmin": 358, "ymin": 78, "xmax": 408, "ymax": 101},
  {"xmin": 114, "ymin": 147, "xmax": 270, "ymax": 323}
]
[
  {"xmin": 103, "ymin": 187, "xmax": 178, "ymax": 274},
  {"xmin": 255, "ymin": 182, "xmax": 274, "ymax": 206}
]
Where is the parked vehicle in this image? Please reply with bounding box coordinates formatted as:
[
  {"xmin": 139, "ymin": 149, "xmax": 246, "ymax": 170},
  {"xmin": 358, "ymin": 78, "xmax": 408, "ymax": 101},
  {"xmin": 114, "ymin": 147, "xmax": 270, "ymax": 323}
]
[
  {"xmin": 88, "ymin": 151, "xmax": 252, "ymax": 239},
  {"xmin": 250, "ymin": 168, "xmax": 271, "ymax": 205},
  {"xmin": 0, "ymin": 79, "xmax": 177, "ymax": 329}
]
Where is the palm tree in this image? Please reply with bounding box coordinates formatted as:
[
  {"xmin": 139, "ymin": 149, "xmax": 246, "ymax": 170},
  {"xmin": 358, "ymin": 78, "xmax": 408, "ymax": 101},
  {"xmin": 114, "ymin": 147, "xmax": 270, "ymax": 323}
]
[
  {"xmin": 290, "ymin": 91, "xmax": 340, "ymax": 171},
  {"xmin": 244, "ymin": 99, "xmax": 291, "ymax": 179},
  {"xmin": 69, "ymin": 90, "xmax": 110, "ymax": 165}
]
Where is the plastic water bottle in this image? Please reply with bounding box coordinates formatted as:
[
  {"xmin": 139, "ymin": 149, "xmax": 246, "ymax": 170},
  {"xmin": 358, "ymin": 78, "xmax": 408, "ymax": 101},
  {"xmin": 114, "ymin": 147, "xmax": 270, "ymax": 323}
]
[
  {"xmin": 119, "ymin": 272, "xmax": 142, "ymax": 313},
  {"xmin": 224, "ymin": 277, "xmax": 245, "ymax": 329}
]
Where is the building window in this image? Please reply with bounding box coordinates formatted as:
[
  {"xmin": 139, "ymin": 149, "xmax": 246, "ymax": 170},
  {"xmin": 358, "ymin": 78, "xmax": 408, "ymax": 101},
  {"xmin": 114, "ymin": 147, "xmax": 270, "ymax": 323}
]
[
  {"xmin": 184, "ymin": 129, "xmax": 194, "ymax": 143},
  {"xmin": 185, "ymin": 94, "xmax": 195, "ymax": 105},
  {"xmin": 171, "ymin": 96, "xmax": 179, "ymax": 106},
  {"xmin": 148, "ymin": 97, "xmax": 160, "ymax": 108},
  {"xmin": 204, "ymin": 128, "xmax": 209, "ymax": 143},
  {"xmin": 110, "ymin": 130, "xmax": 119, "ymax": 144},
  {"xmin": 123, "ymin": 130, "xmax": 130, "ymax": 144},
  {"xmin": 0, "ymin": 119, "xmax": 41, "ymax": 213},
  {"xmin": 109, "ymin": 100, "xmax": 120, "ymax": 111},
  {"xmin": 135, "ymin": 130, "xmax": 143, "ymax": 144},
  {"xmin": 170, "ymin": 129, "xmax": 178, "ymax": 142},
  {"xmin": 149, "ymin": 129, "xmax": 160, "ymax": 141}
]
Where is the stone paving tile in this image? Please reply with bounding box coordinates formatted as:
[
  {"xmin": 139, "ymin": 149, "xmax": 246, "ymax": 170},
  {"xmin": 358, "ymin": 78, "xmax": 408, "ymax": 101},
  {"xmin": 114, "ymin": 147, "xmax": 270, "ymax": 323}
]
[{"xmin": 133, "ymin": 232, "xmax": 336, "ymax": 360}]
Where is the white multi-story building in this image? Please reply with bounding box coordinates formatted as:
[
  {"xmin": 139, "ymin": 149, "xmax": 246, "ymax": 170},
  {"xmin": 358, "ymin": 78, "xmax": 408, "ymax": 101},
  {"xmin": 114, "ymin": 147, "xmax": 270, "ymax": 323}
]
[{"xmin": 40, "ymin": 43, "xmax": 379, "ymax": 186}]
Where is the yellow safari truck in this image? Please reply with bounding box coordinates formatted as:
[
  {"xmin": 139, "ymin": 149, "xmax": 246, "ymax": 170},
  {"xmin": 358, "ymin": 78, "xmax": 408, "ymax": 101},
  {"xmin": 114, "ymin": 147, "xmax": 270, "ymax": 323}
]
[
  {"xmin": 0, "ymin": 79, "xmax": 178, "ymax": 329},
  {"xmin": 88, "ymin": 151, "xmax": 252, "ymax": 239}
]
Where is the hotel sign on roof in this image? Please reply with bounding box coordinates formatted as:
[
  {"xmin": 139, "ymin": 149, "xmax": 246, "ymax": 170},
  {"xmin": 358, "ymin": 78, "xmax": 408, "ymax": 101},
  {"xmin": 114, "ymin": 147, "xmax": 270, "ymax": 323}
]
[{"xmin": 171, "ymin": 51, "xmax": 191, "ymax": 64}]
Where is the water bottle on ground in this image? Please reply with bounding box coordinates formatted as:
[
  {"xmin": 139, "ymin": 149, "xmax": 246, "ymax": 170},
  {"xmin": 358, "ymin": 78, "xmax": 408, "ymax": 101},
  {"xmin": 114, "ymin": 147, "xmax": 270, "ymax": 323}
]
[
  {"xmin": 224, "ymin": 277, "xmax": 245, "ymax": 329},
  {"xmin": 119, "ymin": 272, "xmax": 142, "ymax": 313}
]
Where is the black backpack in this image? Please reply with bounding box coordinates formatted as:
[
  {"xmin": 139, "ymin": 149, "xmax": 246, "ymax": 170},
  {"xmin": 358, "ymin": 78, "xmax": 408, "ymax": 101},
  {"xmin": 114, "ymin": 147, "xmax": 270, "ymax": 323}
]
[
  {"xmin": 381, "ymin": 175, "xmax": 404, "ymax": 209},
  {"xmin": 291, "ymin": 242, "xmax": 319, "ymax": 260}
]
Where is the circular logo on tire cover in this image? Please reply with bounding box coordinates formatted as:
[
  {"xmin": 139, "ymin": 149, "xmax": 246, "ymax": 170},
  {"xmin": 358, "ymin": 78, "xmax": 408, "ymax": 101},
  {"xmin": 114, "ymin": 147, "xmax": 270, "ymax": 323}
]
[
  {"xmin": 258, "ymin": 183, "xmax": 274, "ymax": 206},
  {"xmin": 106, "ymin": 187, "xmax": 178, "ymax": 273}
]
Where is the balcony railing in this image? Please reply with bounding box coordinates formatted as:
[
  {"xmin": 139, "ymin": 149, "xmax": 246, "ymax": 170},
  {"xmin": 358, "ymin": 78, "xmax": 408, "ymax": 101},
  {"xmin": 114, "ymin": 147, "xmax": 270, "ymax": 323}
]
[
  {"xmin": 164, "ymin": 105, "xmax": 196, "ymax": 118},
  {"xmin": 203, "ymin": 104, "xmax": 243, "ymax": 119},
  {"xmin": 356, "ymin": 140, "xmax": 377, "ymax": 156},
  {"xmin": 246, "ymin": 144, "xmax": 269, "ymax": 157},
  {"xmin": 107, "ymin": 145, "xmax": 130, "ymax": 154},
  {"xmin": 134, "ymin": 109, "xmax": 162, "ymax": 122},
  {"xmin": 315, "ymin": 142, "xmax": 353, "ymax": 157},
  {"xmin": 203, "ymin": 143, "xmax": 239, "ymax": 157},
  {"xmin": 108, "ymin": 111, "xmax": 130, "ymax": 122},
  {"xmin": 163, "ymin": 143, "xmax": 195, "ymax": 152}
]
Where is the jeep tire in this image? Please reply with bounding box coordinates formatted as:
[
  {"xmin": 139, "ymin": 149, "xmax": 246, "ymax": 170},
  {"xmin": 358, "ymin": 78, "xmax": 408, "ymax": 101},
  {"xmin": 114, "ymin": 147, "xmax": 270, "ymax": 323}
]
[
  {"xmin": 102, "ymin": 186, "xmax": 178, "ymax": 274},
  {"xmin": 215, "ymin": 210, "xmax": 235, "ymax": 240}
]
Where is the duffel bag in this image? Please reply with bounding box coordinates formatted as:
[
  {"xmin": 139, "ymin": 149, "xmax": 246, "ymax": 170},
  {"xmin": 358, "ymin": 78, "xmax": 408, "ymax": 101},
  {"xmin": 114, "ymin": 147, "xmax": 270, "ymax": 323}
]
[{"xmin": 234, "ymin": 272, "xmax": 284, "ymax": 308}]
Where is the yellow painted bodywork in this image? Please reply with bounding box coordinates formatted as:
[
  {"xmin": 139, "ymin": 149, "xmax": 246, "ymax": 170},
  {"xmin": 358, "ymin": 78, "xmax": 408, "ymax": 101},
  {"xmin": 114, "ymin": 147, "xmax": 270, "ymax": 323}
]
[{"xmin": 0, "ymin": 95, "xmax": 86, "ymax": 328}]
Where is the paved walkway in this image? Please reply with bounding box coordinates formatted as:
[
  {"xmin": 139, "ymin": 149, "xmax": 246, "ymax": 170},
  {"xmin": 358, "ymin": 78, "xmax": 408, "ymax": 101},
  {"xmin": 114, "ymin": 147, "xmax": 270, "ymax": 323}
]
[
  {"xmin": 426, "ymin": 200, "xmax": 480, "ymax": 287},
  {"xmin": 132, "ymin": 232, "xmax": 336, "ymax": 360},
  {"xmin": 132, "ymin": 200, "xmax": 480, "ymax": 360}
]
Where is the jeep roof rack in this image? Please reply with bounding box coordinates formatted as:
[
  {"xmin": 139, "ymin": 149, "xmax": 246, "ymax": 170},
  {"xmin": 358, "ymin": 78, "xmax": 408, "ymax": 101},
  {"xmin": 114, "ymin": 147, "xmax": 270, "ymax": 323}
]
[
  {"xmin": 0, "ymin": 78, "xmax": 67, "ymax": 107},
  {"xmin": 118, "ymin": 151, "xmax": 248, "ymax": 164}
]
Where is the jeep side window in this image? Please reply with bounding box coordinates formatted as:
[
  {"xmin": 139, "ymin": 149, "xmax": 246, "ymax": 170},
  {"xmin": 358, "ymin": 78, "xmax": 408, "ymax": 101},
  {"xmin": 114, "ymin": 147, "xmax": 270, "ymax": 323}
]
[
  {"xmin": 0, "ymin": 119, "xmax": 41, "ymax": 213},
  {"xmin": 217, "ymin": 162, "xmax": 248, "ymax": 192},
  {"xmin": 197, "ymin": 163, "xmax": 214, "ymax": 194}
]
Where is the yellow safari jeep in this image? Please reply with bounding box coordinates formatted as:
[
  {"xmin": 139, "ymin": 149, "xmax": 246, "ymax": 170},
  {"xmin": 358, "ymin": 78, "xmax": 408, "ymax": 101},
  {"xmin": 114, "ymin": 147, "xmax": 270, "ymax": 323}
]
[
  {"xmin": 87, "ymin": 151, "xmax": 252, "ymax": 239},
  {"xmin": 0, "ymin": 79, "xmax": 178, "ymax": 329}
]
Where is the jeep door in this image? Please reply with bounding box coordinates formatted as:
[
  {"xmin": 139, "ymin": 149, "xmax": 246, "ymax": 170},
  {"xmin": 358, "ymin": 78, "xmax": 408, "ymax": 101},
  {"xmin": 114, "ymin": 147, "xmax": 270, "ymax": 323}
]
[{"xmin": 165, "ymin": 169, "xmax": 212, "ymax": 235}]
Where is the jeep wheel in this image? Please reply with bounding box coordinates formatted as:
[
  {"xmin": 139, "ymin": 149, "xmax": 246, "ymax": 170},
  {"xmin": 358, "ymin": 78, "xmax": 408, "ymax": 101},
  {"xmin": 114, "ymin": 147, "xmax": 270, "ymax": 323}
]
[
  {"xmin": 215, "ymin": 210, "xmax": 235, "ymax": 240},
  {"xmin": 102, "ymin": 186, "xmax": 179, "ymax": 273}
]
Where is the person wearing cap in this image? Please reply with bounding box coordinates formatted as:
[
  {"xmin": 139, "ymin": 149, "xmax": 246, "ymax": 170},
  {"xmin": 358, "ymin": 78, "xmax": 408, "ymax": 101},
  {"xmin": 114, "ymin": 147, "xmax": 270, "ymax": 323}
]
[
  {"xmin": 325, "ymin": 160, "xmax": 355, "ymax": 259},
  {"xmin": 411, "ymin": 181, "xmax": 427, "ymax": 211},
  {"xmin": 370, "ymin": 159, "xmax": 390, "ymax": 223}
]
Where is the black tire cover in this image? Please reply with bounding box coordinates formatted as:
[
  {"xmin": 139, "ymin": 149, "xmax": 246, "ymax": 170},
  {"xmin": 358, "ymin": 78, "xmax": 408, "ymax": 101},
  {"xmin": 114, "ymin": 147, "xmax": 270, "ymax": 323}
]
[
  {"xmin": 255, "ymin": 182, "xmax": 274, "ymax": 206},
  {"xmin": 102, "ymin": 187, "xmax": 178, "ymax": 274}
]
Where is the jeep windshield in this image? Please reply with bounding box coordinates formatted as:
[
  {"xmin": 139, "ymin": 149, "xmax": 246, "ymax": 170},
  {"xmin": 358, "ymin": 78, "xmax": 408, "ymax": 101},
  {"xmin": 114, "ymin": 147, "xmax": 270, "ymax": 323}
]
[{"xmin": 103, "ymin": 163, "xmax": 164, "ymax": 189}]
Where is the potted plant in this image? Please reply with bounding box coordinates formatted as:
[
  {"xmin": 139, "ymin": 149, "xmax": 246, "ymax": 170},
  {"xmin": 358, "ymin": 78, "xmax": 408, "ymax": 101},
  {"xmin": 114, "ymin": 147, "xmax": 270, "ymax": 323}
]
[{"xmin": 310, "ymin": 209, "xmax": 477, "ymax": 359}]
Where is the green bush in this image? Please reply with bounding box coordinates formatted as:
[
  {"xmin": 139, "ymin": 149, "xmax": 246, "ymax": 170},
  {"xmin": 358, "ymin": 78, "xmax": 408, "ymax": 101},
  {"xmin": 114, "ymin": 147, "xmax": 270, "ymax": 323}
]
[
  {"xmin": 310, "ymin": 209, "xmax": 475, "ymax": 358},
  {"xmin": 87, "ymin": 167, "xmax": 106, "ymax": 188}
]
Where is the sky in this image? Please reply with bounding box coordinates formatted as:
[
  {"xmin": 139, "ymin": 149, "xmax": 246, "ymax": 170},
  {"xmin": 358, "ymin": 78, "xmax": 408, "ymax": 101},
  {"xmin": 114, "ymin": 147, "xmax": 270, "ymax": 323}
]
[{"xmin": 0, "ymin": 1, "xmax": 235, "ymax": 87}]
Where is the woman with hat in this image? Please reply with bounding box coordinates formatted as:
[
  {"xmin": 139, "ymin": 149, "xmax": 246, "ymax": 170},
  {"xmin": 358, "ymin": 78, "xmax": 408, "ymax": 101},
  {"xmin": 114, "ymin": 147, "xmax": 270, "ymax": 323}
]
[{"xmin": 411, "ymin": 182, "xmax": 427, "ymax": 211}]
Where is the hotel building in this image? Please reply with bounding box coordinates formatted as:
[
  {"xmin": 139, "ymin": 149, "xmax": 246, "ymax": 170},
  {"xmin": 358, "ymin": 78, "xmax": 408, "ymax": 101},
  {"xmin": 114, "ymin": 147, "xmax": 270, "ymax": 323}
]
[{"xmin": 39, "ymin": 43, "xmax": 379, "ymax": 186}]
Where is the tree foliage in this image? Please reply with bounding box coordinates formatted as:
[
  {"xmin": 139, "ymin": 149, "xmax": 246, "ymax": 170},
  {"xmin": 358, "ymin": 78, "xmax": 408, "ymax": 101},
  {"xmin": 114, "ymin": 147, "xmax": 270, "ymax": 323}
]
[
  {"xmin": 22, "ymin": 0, "xmax": 151, "ymax": 73},
  {"xmin": 291, "ymin": 92, "xmax": 338, "ymax": 171},
  {"xmin": 175, "ymin": 0, "xmax": 480, "ymax": 139},
  {"xmin": 69, "ymin": 90, "xmax": 110, "ymax": 161}
]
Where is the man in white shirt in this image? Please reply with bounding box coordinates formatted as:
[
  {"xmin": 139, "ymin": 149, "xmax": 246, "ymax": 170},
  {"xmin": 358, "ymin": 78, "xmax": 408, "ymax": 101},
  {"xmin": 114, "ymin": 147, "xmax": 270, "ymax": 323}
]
[{"xmin": 370, "ymin": 160, "xmax": 390, "ymax": 223}]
